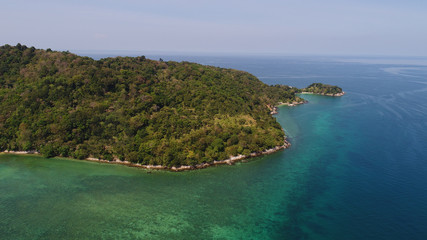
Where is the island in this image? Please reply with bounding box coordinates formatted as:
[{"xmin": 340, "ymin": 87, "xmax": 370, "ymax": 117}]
[
  {"xmin": 301, "ymin": 83, "xmax": 345, "ymax": 96},
  {"xmin": 0, "ymin": 44, "xmax": 341, "ymax": 171}
]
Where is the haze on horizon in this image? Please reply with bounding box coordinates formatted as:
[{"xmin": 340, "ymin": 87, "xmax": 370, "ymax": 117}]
[{"xmin": 2, "ymin": 0, "xmax": 427, "ymax": 56}]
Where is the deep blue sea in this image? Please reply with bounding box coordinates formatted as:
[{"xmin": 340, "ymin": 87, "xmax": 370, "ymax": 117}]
[{"xmin": 1, "ymin": 54, "xmax": 427, "ymax": 239}]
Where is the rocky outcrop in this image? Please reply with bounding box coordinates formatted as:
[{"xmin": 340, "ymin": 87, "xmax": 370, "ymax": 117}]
[{"xmin": 301, "ymin": 91, "xmax": 345, "ymax": 97}]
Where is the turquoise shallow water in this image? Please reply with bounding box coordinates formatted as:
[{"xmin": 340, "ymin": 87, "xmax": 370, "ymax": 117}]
[{"xmin": 1, "ymin": 56, "xmax": 427, "ymax": 239}]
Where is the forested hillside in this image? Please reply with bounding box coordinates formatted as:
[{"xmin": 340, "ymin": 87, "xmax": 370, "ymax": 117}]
[{"xmin": 0, "ymin": 44, "xmax": 304, "ymax": 167}]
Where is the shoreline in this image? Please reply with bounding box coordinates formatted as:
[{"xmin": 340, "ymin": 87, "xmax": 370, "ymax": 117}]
[
  {"xmin": 0, "ymin": 139, "xmax": 291, "ymax": 172},
  {"xmin": 271, "ymin": 100, "xmax": 306, "ymax": 114},
  {"xmin": 278, "ymin": 101, "xmax": 307, "ymax": 107},
  {"xmin": 300, "ymin": 91, "xmax": 345, "ymax": 97},
  {"xmin": 1, "ymin": 100, "xmax": 299, "ymax": 172}
]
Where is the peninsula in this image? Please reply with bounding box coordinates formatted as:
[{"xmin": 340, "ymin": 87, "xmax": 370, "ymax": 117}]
[{"xmin": 0, "ymin": 44, "xmax": 342, "ymax": 170}]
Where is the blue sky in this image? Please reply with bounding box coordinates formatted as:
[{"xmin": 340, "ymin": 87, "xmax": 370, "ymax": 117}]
[{"xmin": 1, "ymin": 0, "xmax": 426, "ymax": 56}]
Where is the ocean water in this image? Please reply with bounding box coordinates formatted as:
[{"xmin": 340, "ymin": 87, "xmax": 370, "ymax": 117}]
[{"xmin": 1, "ymin": 56, "xmax": 427, "ymax": 239}]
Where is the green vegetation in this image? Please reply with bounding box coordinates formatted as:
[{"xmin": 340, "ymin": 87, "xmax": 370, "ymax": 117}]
[
  {"xmin": 301, "ymin": 83, "xmax": 343, "ymax": 95},
  {"xmin": 0, "ymin": 44, "xmax": 306, "ymax": 167}
]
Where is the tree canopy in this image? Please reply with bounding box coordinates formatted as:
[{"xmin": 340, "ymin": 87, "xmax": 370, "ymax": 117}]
[
  {"xmin": 301, "ymin": 83, "xmax": 343, "ymax": 95},
  {"xmin": 0, "ymin": 44, "xmax": 307, "ymax": 167}
]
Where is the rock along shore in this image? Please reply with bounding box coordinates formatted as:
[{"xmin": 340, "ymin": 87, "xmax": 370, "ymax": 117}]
[
  {"xmin": 300, "ymin": 91, "xmax": 345, "ymax": 97},
  {"xmin": 1, "ymin": 140, "xmax": 291, "ymax": 172},
  {"xmin": 82, "ymin": 138, "xmax": 291, "ymax": 172},
  {"xmin": 270, "ymin": 100, "xmax": 307, "ymax": 114}
]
